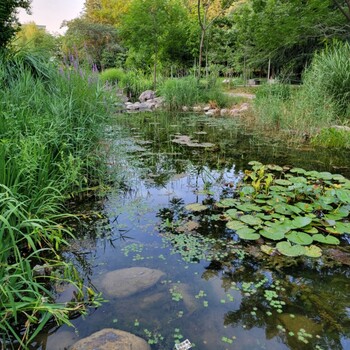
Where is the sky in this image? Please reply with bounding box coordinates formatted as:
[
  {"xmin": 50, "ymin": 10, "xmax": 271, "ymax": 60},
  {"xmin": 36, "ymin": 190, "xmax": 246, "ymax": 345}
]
[{"xmin": 18, "ymin": 0, "xmax": 85, "ymax": 34}]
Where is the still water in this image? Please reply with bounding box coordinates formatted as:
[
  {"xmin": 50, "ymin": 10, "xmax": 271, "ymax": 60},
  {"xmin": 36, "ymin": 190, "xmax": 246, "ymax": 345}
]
[{"xmin": 40, "ymin": 112, "xmax": 350, "ymax": 350}]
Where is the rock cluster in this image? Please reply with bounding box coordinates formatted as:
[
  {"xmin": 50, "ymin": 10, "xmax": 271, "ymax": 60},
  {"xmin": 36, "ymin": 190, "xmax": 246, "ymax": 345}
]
[
  {"xmin": 182, "ymin": 102, "xmax": 250, "ymax": 117},
  {"xmin": 116, "ymin": 89, "xmax": 251, "ymax": 116}
]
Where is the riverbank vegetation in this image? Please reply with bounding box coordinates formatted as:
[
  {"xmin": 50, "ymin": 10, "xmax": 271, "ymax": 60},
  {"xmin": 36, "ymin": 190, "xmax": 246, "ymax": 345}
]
[{"xmin": 0, "ymin": 49, "xmax": 114, "ymax": 347}]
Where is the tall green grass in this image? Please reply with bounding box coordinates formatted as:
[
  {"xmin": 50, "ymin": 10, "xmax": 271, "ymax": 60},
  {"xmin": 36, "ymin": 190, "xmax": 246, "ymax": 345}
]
[
  {"xmin": 253, "ymin": 42, "xmax": 350, "ymax": 140},
  {"xmin": 160, "ymin": 76, "xmax": 233, "ymax": 110},
  {"xmin": 0, "ymin": 51, "xmax": 110, "ymax": 347}
]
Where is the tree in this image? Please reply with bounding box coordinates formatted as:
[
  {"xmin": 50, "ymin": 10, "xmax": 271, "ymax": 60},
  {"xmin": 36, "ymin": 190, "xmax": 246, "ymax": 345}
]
[
  {"xmin": 333, "ymin": 0, "xmax": 350, "ymax": 21},
  {"xmin": 233, "ymin": 0, "xmax": 349, "ymax": 79},
  {"xmin": 84, "ymin": 0, "xmax": 132, "ymax": 26},
  {"xmin": 62, "ymin": 18, "xmax": 123, "ymax": 69},
  {"xmin": 121, "ymin": 0, "xmax": 188, "ymax": 88},
  {"xmin": 13, "ymin": 22, "xmax": 56, "ymax": 53},
  {"xmin": 196, "ymin": 0, "xmax": 234, "ymax": 78},
  {"xmin": 0, "ymin": 0, "xmax": 31, "ymax": 48}
]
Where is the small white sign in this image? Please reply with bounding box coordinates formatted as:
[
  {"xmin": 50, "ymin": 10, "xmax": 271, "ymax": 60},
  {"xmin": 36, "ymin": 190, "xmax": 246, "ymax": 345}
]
[{"xmin": 175, "ymin": 339, "xmax": 192, "ymax": 350}]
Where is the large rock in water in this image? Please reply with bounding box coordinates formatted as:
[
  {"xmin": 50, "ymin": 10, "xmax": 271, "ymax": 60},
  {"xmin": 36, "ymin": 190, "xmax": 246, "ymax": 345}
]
[
  {"xmin": 139, "ymin": 90, "xmax": 156, "ymax": 102},
  {"xmin": 101, "ymin": 267, "xmax": 165, "ymax": 298},
  {"xmin": 71, "ymin": 329, "xmax": 151, "ymax": 350}
]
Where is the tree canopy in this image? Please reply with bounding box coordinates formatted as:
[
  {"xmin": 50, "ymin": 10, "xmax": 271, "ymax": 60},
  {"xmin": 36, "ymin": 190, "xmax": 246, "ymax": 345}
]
[{"xmin": 0, "ymin": 0, "xmax": 32, "ymax": 48}]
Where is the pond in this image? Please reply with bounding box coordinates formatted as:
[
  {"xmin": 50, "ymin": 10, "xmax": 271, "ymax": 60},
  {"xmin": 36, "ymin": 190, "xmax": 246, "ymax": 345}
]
[{"xmin": 36, "ymin": 112, "xmax": 350, "ymax": 350}]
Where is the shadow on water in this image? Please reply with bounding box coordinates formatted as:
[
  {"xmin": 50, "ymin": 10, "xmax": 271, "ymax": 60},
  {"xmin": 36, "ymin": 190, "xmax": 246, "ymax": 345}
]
[{"xmin": 32, "ymin": 112, "xmax": 350, "ymax": 350}]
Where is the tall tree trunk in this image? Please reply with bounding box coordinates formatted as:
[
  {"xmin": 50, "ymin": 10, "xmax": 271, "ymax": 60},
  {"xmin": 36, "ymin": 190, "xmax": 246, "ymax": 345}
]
[{"xmin": 198, "ymin": 29, "xmax": 205, "ymax": 78}]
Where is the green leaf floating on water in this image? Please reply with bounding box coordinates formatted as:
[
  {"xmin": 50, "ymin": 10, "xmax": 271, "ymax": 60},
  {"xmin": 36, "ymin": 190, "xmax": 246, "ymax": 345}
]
[
  {"xmin": 335, "ymin": 189, "xmax": 350, "ymax": 203},
  {"xmin": 185, "ymin": 203, "xmax": 207, "ymax": 212},
  {"xmin": 239, "ymin": 215, "xmax": 263, "ymax": 226},
  {"xmin": 290, "ymin": 167, "xmax": 306, "ymax": 174},
  {"xmin": 276, "ymin": 241, "xmax": 306, "ymax": 257},
  {"xmin": 312, "ymin": 234, "xmax": 340, "ymax": 245},
  {"xmin": 335, "ymin": 221, "xmax": 350, "ymax": 234},
  {"xmin": 274, "ymin": 179, "xmax": 293, "ymax": 186},
  {"xmin": 304, "ymin": 245, "xmax": 322, "ymax": 258},
  {"xmin": 235, "ymin": 227, "xmax": 260, "ymax": 240},
  {"xmin": 291, "ymin": 216, "xmax": 312, "ymax": 228},
  {"xmin": 216, "ymin": 198, "xmax": 238, "ymax": 208},
  {"xmin": 285, "ymin": 231, "xmax": 313, "ymax": 245},
  {"xmin": 226, "ymin": 220, "xmax": 245, "ymax": 231},
  {"xmin": 225, "ymin": 209, "xmax": 238, "ymax": 219},
  {"xmin": 259, "ymin": 226, "xmax": 286, "ymax": 241}
]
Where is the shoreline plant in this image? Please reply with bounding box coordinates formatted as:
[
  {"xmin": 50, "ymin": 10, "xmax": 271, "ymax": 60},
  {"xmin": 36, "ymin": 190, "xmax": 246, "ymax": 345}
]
[{"xmin": 0, "ymin": 51, "xmax": 112, "ymax": 348}]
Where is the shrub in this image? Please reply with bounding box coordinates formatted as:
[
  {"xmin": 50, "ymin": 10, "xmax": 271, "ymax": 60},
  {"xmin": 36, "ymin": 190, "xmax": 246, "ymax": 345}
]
[{"xmin": 99, "ymin": 67, "xmax": 125, "ymax": 85}]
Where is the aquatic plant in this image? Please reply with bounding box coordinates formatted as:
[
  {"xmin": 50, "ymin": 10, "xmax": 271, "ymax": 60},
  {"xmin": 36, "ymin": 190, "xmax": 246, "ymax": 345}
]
[{"xmin": 220, "ymin": 161, "xmax": 350, "ymax": 257}]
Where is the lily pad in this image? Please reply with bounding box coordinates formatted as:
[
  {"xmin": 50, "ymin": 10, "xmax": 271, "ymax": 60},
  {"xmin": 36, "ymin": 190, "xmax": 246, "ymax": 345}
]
[
  {"xmin": 274, "ymin": 179, "xmax": 292, "ymax": 186},
  {"xmin": 260, "ymin": 227, "xmax": 285, "ymax": 241},
  {"xmin": 239, "ymin": 215, "xmax": 263, "ymax": 226},
  {"xmin": 267, "ymin": 164, "xmax": 283, "ymax": 171},
  {"xmin": 335, "ymin": 189, "xmax": 350, "ymax": 203},
  {"xmin": 235, "ymin": 203, "xmax": 262, "ymax": 212},
  {"xmin": 226, "ymin": 220, "xmax": 245, "ymax": 231},
  {"xmin": 236, "ymin": 227, "xmax": 260, "ymax": 240},
  {"xmin": 290, "ymin": 168, "xmax": 306, "ymax": 174},
  {"xmin": 276, "ymin": 241, "xmax": 306, "ymax": 257},
  {"xmin": 312, "ymin": 234, "xmax": 340, "ymax": 245},
  {"xmin": 304, "ymin": 245, "xmax": 322, "ymax": 258},
  {"xmin": 216, "ymin": 198, "xmax": 238, "ymax": 208},
  {"xmin": 185, "ymin": 203, "xmax": 207, "ymax": 212},
  {"xmin": 285, "ymin": 231, "xmax": 313, "ymax": 245},
  {"xmin": 335, "ymin": 221, "xmax": 350, "ymax": 234},
  {"xmin": 275, "ymin": 204, "xmax": 294, "ymax": 215},
  {"xmin": 291, "ymin": 216, "xmax": 312, "ymax": 228},
  {"xmin": 225, "ymin": 209, "xmax": 238, "ymax": 219}
]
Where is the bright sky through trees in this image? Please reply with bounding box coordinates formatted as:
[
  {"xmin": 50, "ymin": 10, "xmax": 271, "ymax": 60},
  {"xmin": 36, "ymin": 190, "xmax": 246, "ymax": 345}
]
[{"xmin": 18, "ymin": 0, "xmax": 85, "ymax": 34}]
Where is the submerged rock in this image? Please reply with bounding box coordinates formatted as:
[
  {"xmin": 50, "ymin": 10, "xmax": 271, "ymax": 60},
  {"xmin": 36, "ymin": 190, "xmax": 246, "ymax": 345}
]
[
  {"xmin": 101, "ymin": 267, "xmax": 165, "ymax": 298},
  {"xmin": 71, "ymin": 328, "xmax": 150, "ymax": 350}
]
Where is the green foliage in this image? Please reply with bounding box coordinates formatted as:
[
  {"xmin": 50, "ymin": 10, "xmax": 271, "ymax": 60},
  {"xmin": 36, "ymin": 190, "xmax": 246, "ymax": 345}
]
[
  {"xmin": 0, "ymin": 0, "xmax": 31, "ymax": 48},
  {"xmin": 233, "ymin": 0, "xmax": 348, "ymax": 75},
  {"xmin": 122, "ymin": 69, "xmax": 154, "ymax": 101},
  {"xmin": 0, "ymin": 51, "xmax": 111, "ymax": 345},
  {"xmin": 62, "ymin": 18, "xmax": 124, "ymax": 70},
  {"xmin": 99, "ymin": 67, "xmax": 125, "ymax": 84},
  {"xmin": 255, "ymin": 83, "xmax": 291, "ymax": 101},
  {"xmin": 311, "ymin": 127, "xmax": 350, "ymax": 148},
  {"xmin": 253, "ymin": 43, "xmax": 350, "ymax": 135},
  {"xmin": 302, "ymin": 41, "xmax": 350, "ymax": 117},
  {"xmin": 13, "ymin": 22, "xmax": 57, "ymax": 53},
  {"xmin": 160, "ymin": 76, "xmax": 233, "ymax": 110},
  {"xmin": 160, "ymin": 76, "xmax": 201, "ymax": 110}
]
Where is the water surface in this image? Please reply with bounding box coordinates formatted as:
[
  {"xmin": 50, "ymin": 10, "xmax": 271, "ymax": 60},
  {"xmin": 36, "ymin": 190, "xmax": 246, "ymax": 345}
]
[{"xmin": 39, "ymin": 112, "xmax": 350, "ymax": 350}]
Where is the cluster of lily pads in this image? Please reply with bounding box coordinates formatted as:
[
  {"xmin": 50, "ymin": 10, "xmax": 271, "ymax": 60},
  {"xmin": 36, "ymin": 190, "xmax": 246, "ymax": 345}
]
[{"xmin": 186, "ymin": 161, "xmax": 350, "ymax": 258}]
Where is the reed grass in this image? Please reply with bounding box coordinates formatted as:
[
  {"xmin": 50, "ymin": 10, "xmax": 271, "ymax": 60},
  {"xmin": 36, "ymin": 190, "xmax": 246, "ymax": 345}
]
[
  {"xmin": 160, "ymin": 76, "xmax": 233, "ymax": 110},
  {"xmin": 252, "ymin": 43, "xmax": 350, "ymax": 141},
  {"xmin": 0, "ymin": 50, "xmax": 111, "ymax": 347}
]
